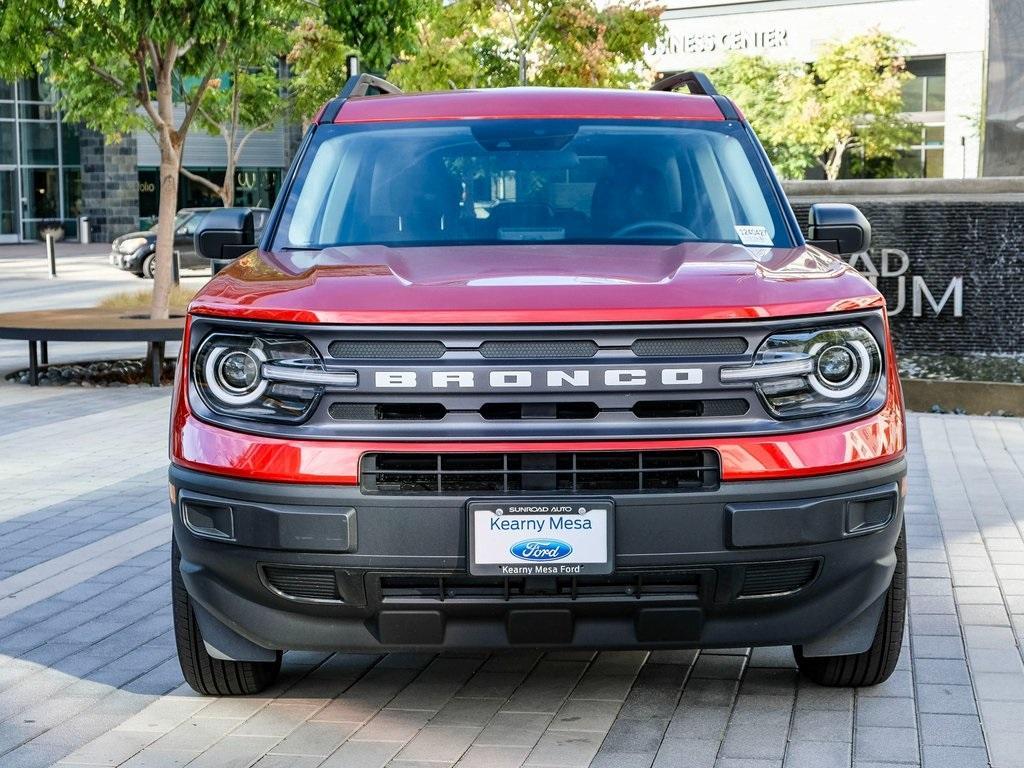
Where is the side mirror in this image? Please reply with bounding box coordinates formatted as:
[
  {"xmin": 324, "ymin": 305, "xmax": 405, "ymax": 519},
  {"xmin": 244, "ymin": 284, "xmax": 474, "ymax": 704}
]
[
  {"xmin": 194, "ymin": 208, "xmax": 259, "ymax": 261},
  {"xmin": 807, "ymin": 203, "xmax": 871, "ymax": 255}
]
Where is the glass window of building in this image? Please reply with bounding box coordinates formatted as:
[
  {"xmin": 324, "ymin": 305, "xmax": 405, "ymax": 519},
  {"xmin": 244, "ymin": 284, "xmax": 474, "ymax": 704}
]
[
  {"xmin": 897, "ymin": 57, "xmax": 946, "ymax": 177},
  {"xmin": 0, "ymin": 73, "xmax": 83, "ymax": 240}
]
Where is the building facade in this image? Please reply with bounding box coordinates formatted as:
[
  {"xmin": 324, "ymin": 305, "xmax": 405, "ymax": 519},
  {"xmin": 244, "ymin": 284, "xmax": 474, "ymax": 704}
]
[
  {"xmin": 651, "ymin": 0, "xmax": 1011, "ymax": 179},
  {"xmin": 0, "ymin": 75, "xmax": 292, "ymax": 243}
]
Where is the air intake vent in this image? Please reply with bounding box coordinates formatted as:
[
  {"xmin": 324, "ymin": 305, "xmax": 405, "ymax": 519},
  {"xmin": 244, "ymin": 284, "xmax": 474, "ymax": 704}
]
[
  {"xmin": 328, "ymin": 340, "xmax": 446, "ymax": 359},
  {"xmin": 262, "ymin": 565, "xmax": 342, "ymax": 602},
  {"xmin": 739, "ymin": 560, "xmax": 819, "ymax": 597},
  {"xmin": 330, "ymin": 402, "xmax": 447, "ymax": 421},
  {"xmin": 378, "ymin": 572, "xmax": 701, "ymax": 601},
  {"xmin": 479, "ymin": 340, "xmax": 599, "ymax": 358},
  {"xmin": 632, "ymin": 337, "xmax": 747, "ymax": 357},
  {"xmin": 631, "ymin": 398, "xmax": 748, "ymax": 419},
  {"xmin": 361, "ymin": 450, "xmax": 720, "ymax": 495}
]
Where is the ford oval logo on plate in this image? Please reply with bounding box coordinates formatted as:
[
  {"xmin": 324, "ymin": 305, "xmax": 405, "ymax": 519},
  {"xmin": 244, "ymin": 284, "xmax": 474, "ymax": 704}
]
[{"xmin": 510, "ymin": 539, "xmax": 573, "ymax": 562}]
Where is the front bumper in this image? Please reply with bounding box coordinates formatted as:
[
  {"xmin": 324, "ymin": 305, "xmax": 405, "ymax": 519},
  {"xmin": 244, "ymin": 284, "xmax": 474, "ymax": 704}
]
[
  {"xmin": 109, "ymin": 248, "xmax": 145, "ymax": 271},
  {"xmin": 170, "ymin": 457, "xmax": 906, "ymax": 654}
]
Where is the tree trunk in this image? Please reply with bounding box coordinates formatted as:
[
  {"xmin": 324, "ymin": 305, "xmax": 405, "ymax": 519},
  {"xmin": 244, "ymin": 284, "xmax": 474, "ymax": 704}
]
[
  {"xmin": 519, "ymin": 51, "xmax": 528, "ymax": 85},
  {"xmin": 222, "ymin": 165, "xmax": 234, "ymax": 207},
  {"xmin": 150, "ymin": 71, "xmax": 181, "ymax": 321}
]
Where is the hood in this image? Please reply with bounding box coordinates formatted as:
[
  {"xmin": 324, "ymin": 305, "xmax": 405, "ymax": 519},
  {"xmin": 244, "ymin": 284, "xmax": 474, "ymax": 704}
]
[
  {"xmin": 188, "ymin": 242, "xmax": 883, "ymax": 324},
  {"xmin": 113, "ymin": 230, "xmax": 155, "ymax": 245}
]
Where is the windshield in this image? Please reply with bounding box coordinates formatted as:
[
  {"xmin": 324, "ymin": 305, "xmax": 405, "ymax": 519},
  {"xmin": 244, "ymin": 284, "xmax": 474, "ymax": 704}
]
[
  {"xmin": 150, "ymin": 211, "xmax": 193, "ymax": 233},
  {"xmin": 273, "ymin": 119, "xmax": 793, "ymax": 250}
]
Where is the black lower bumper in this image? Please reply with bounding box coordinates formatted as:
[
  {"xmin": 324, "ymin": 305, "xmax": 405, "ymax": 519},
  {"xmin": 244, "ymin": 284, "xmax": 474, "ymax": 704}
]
[{"xmin": 169, "ymin": 459, "xmax": 906, "ymax": 654}]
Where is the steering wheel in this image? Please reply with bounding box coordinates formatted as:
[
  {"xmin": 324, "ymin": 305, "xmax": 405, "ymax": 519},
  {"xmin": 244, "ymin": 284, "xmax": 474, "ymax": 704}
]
[{"xmin": 613, "ymin": 220, "xmax": 697, "ymax": 239}]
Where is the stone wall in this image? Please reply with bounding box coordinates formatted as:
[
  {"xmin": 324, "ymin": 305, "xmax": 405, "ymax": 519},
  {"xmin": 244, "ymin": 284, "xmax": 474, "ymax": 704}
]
[
  {"xmin": 786, "ymin": 179, "xmax": 1024, "ymax": 356},
  {"xmin": 79, "ymin": 128, "xmax": 139, "ymax": 243}
]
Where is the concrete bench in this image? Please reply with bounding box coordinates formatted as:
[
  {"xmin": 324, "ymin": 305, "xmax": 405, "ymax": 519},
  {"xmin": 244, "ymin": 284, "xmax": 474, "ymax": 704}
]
[{"xmin": 0, "ymin": 308, "xmax": 185, "ymax": 386}]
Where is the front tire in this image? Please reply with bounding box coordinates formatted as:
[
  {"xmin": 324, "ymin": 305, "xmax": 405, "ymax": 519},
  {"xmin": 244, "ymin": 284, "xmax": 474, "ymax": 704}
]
[
  {"xmin": 794, "ymin": 526, "xmax": 906, "ymax": 687},
  {"xmin": 172, "ymin": 539, "xmax": 281, "ymax": 695},
  {"xmin": 142, "ymin": 252, "xmax": 156, "ymax": 279}
]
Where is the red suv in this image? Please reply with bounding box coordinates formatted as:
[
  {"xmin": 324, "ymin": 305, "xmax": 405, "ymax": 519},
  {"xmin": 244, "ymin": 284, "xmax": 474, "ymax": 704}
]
[{"xmin": 171, "ymin": 73, "xmax": 906, "ymax": 695}]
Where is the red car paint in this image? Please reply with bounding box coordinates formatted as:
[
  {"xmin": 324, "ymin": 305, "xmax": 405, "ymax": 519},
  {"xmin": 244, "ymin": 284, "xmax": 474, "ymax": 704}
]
[
  {"xmin": 319, "ymin": 87, "xmax": 727, "ymax": 125},
  {"xmin": 172, "ymin": 86, "xmax": 905, "ymax": 486},
  {"xmin": 173, "ymin": 247, "xmax": 905, "ymax": 483},
  {"xmin": 187, "ymin": 243, "xmax": 884, "ymax": 325}
]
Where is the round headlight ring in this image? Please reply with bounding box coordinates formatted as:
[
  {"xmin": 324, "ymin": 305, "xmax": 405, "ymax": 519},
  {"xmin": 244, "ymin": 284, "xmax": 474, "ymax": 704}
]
[
  {"xmin": 204, "ymin": 344, "xmax": 267, "ymax": 406},
  {"xmin": 807, "ymin": 339, "xmax": 873, "ymax": 400}
]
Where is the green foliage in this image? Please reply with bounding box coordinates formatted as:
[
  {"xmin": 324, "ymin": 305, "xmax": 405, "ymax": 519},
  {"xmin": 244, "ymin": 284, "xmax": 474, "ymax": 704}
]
[
  {"xmin": 709, "ymin": 31, "xmax": 917, "ymax": 180},
  {"xmin": 194, "ymin": 68, "xmax": 282, "ymax": 141},
  {"xmin": 708, "ymin": 55, "xmax": 814, "ymax": 180},
  {"xmin": 389, "ymin": 0, "xmax": 664, "ymax": 91},
  {"xmin": 321, "ymin": 0, "xmax": 426, "ymax": 74},
  {"xmin": 0, "ymin": 0, "xmax": 305, "ymax": 318},
  {"xmin": 287, "ymin": 17, "xmax": 357, "ymax": 123},
  {"xmin": 808, "ymin": 31, "xmax": 918, "ymax": 180}
]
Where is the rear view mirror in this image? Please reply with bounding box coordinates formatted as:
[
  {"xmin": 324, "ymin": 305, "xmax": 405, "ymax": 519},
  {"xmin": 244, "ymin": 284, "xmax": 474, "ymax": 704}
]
[
  {"xmin": 195, "ymin": 208, "xmax": 259, "ymax": 261},
  {"xmin": 807, "ymin": 203, "xmax": 871, "ymax": 255}
]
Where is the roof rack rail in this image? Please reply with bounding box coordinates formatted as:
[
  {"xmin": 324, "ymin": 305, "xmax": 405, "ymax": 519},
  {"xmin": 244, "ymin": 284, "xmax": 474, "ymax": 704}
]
[
  {"xmin": 651, "ymin": 71, "xmax": 719, "ymax": 96},
  {"xmin": 650, "ymin": 70, "xmax": 739, "ymax": 121},
  {"xmin": 318, "ymin": 73, "xmax": 403, "ymax": 124}
]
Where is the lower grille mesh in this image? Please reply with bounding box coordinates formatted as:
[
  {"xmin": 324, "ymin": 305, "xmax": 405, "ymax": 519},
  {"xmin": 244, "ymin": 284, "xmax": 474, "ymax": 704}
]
[
  {"xmin": 361, "ymin": 450, "xmax": 720, "ymax": 495},
  {"xmin": 378, "ymin": 573, "xmax": 701, "ymax": 601},
  {"xmin": 262, "ymin": 565, "xmax": 342, "ymax": 602},
  {"xmin": 739, "ymin": 560, "xmax": 819, "ymax": 597}
]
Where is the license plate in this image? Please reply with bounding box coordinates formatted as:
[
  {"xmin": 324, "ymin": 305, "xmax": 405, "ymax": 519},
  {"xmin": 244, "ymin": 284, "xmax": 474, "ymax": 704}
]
[{"xmin": 468, "ymin": 499, "xmax": 614, "ymax": 576}]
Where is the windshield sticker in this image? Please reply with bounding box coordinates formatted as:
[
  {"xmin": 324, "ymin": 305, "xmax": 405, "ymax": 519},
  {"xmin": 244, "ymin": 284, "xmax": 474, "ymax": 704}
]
[{"xmin": 735, "ymin": 225, "xmax": 774, "ymax": 247}]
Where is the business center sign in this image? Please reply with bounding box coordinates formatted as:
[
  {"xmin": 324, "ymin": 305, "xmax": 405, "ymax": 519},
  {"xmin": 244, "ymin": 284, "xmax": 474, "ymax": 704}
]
[{"xmin": 660, "ymin": 27, "xmax": 790, "ymax": 56}]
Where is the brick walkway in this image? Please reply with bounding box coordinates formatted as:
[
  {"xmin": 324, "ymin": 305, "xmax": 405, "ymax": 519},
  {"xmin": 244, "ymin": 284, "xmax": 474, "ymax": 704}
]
[{"xmin": 1, "ymin": 384, "xmax": 1022, "ymax": 768}]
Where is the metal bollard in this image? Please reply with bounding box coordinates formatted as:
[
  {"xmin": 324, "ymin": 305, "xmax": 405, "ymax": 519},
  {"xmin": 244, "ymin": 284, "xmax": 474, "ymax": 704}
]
[
  {"xmin": 45, "ymin": 233, "xmax": 56, "ymax": 278},
  {"xmin": 172, "ymin": 249, "xmax": 181, "ymax": 285}
]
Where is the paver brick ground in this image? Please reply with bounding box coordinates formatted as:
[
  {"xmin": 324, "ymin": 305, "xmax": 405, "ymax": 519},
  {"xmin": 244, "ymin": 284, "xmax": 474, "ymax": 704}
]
[{"xmin": 1, "ymin": 382, "xmax": 1023, "ymax": 767}]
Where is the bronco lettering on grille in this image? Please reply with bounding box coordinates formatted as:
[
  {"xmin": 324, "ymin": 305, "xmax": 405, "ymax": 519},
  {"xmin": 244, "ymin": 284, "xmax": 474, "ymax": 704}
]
[{"xmin": 372, "ymin": 368, "xmax": 703, "ymax": 389}]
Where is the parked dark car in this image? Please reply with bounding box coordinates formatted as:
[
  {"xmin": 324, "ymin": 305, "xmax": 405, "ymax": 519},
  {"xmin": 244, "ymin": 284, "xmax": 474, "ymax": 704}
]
[{"xmin": 110, "ymin": 208, "xmax": 269, "ymax": 278}]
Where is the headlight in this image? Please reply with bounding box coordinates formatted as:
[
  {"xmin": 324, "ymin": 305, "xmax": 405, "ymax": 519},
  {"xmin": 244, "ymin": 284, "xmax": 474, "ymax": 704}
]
[
  {"xmin": 193, "ymin": 334, "xmax": 356, "ymax": 422},
  {"xmin": 721, "ymin": 325, "xmax": 883, "ymax": 418},
  {"xmin": 119, "ymin": 237, "xmax": 148, "ymax": 253}
]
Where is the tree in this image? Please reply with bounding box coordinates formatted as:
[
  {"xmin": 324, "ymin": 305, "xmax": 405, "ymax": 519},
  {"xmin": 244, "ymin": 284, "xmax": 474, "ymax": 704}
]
[
  {"xmin": 807, "ymin": 31, "xmax": 917, "ymax": 180},
  {"xmin": 389, "ymin": 0, "xmax": 664, "ymax": 91},
  {"xmin": 708, "ymin": 31, "xmax": 917, "ymax": 181},
  {"xmin": 286, "ymin": 17, "xmax": 358, "ymax": 127},
  {"xmin": 708, "ymin": 55, "xmax": 816, "ymax": 179},
  {"xmin": 183, "ymin": 66, "xmax": 284, "ymax": 207},
  {"xmin": 321, "ymin": 0, "xmax": 426, "ymax": 74},
  {"xmin": 0, "ymin": 0, "xmax": 302, "ymax": 319}
]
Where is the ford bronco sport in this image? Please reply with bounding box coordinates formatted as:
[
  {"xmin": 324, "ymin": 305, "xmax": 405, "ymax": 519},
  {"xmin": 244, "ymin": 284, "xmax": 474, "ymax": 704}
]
[{"xmin": 171, "ymin": 73, "xmax": 906, "ymax": 695}]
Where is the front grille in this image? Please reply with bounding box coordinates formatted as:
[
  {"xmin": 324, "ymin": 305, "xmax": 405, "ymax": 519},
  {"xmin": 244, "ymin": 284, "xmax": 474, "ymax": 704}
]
[
  {"xmin": 378, "ymin": 572, "xmax": 701, "ymax": 601},
  {"xmin": 632, "ymin": 337, "xmax": 748, "ymax": 357},
  {"xmin": 632, "ymin": 398, "xmax": 747, "ymax": 419},
  {"xmin": 360, "ymin": 449, "xmax": 720, "ymax": 495},
  {"xmin": 329, "ymin": 402, "xmax": 447, "ymax": 421},
  {"xmin": 479, "ymin": 340, "xmax": 598, "ymax": 358},
  {"xmin": 261, "ymin": 565, "xmax": 342, "ymax": 602},
  {"xmin": 328, "ymin": 340, "xmax": 446, "ymax": 359},
  {"xmin": 739, "ymin": 560, "xmax": 819, "ymax": 597},
  {"xmin": 329, "ymin": 399, "xmax": 746, "ymax": 422}
]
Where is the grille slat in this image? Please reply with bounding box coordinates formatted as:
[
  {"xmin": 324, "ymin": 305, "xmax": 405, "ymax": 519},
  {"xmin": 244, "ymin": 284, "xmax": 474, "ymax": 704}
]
[
  {"xmin": 632, "ymin": 337, "xmax": 748, "ymax": 357},
  {"xmin": 479, "ymin": 340, "xmax": 599, "ymax": 358},
  {"xmin": 361, "ymin": 450, "xmax": 720, "ymax": 495},
  {"xmin": 328, "ymin": 340, "xmax": 446, "ymax": 359},
  {"xmin": 262, "ymin": 565, "xmax": 342, "ymax": 602},
  {"xmin": 378, "ymin": 573, "xmax": 700, "ymax": 601}
]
